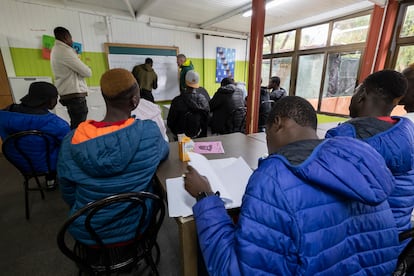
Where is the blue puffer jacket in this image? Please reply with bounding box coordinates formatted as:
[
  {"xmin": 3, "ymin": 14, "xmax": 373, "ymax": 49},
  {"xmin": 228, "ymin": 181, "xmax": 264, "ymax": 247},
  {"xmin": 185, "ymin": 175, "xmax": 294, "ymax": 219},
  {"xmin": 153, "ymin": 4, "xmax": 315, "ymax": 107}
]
[
  {"xmin": 193, "ymin": 137, "xmax": 400, "ymax": 275},
  {"xmin": 57, "ymin": 119, "xmax": 169, "ymax": 245},
  {"xmin": 0, "ymin": 110, "xmax": 70, "ymax": 173},
  {"xmin": 326, "ymin": 117, "xmax": 414, "ymax": 234}
]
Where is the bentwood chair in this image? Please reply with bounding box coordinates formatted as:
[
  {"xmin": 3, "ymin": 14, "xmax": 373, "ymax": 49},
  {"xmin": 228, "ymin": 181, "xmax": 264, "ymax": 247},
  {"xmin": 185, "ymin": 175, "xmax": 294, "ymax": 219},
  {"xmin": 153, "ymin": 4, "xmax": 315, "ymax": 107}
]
[
  {"xmin": 2, "ymin": 130, "xmax": 59, "ymax": 219},
  {"xmin": 57, "ymin": 192, "xmax": 165, "ymax": 276}
]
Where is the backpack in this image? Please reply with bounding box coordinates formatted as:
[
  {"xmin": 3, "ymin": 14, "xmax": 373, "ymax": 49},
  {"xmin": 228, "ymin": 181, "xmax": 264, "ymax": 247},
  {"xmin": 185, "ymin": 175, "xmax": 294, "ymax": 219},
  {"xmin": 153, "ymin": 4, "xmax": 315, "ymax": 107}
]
[{"xmin": 184, "ymin": 109, "xmax": 203, "ymax": 138}]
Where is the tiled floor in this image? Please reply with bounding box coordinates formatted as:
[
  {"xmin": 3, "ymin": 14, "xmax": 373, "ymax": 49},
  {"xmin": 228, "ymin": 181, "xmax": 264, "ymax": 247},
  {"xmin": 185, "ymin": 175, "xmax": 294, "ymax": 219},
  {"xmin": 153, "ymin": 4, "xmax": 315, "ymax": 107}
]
[{"xmin": 0, "ymin": 154, "xmax": 180, "ymax": 276}]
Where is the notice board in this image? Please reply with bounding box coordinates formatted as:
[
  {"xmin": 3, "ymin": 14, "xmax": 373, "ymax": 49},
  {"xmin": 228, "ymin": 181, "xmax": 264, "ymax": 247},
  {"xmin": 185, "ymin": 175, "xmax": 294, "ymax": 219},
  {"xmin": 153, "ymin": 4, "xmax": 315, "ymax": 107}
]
[{"xmin": 105, "ymin": 43, "xmax": 179, "ymax": 102}]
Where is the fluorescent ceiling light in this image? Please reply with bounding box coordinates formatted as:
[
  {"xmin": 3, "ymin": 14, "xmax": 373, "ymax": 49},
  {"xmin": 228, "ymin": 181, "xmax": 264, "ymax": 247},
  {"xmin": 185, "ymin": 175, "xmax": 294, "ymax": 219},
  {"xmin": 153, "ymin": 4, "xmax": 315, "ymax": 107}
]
[{"xmin": 242, "ymin": 0, "xmax": 288, "ymax": 17}]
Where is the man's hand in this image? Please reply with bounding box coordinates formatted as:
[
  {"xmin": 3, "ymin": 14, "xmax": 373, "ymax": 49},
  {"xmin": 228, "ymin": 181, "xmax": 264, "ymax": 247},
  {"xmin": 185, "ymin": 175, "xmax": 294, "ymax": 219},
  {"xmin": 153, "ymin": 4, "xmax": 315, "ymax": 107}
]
[{"xmin": 183, "ymin": 165, "xmax": 213, "ymax": 198}]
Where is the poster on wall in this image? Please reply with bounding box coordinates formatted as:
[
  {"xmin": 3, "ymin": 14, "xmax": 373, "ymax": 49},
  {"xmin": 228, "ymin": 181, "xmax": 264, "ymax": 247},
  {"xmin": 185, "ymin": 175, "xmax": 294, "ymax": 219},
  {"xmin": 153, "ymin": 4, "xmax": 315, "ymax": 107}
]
[
  {"xmin": 41, "ymin": 35, "xmax": 82, "ymax": 60},
  {"xmin": 216, "ymin": 47, "xmax": 236, "ymax": 83}
]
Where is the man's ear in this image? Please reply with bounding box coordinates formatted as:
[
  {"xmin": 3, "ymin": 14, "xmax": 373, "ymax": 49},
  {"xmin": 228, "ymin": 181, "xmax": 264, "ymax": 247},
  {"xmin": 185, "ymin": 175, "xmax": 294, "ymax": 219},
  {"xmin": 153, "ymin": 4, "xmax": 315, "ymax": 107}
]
[
  {"xmin": 130, "ymin": 95, "xmax": 139, "ymax": 110},
  {"xmin": 393, "ymin": 95, "xmax": 404, "ymax": 106},
  {"xmin": 272, "ymin": 116, "xmax": 283, "ymax": 132}
]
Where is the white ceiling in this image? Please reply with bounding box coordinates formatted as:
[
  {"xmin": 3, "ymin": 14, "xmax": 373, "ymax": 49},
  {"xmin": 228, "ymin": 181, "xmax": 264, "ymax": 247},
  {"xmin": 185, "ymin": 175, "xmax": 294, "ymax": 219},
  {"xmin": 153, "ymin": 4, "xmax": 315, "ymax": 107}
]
[{"xmin": 17, "ymin": 0, "xmax": 377, "ymax": 36}]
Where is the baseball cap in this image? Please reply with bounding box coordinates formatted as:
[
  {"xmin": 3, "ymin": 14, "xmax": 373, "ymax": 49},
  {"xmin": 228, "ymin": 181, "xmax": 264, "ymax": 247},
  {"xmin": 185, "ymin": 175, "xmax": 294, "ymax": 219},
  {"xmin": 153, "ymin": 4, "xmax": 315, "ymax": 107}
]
[
  {"xmin": 20, "ymin": 82, "xmax": 58, "ymax": 107},
  {"xmin": 185, "ymin": 70, "xmax": 200, "ymax": 89}
]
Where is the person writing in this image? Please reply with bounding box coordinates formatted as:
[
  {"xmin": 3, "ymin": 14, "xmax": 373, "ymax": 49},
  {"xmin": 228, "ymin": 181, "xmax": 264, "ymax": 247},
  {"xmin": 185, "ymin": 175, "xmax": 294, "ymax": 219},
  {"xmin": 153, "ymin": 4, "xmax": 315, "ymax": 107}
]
[
  {"xmin": 184, "ymin": 96, "xmax": 400, "ymax": 275},
  {"xmin": 51, "ymin": 26, "xmax": 92, "ymax": 129},
  {"xmin": 132, "ymin": 57, "xmax": 158, "ymax": 103}
]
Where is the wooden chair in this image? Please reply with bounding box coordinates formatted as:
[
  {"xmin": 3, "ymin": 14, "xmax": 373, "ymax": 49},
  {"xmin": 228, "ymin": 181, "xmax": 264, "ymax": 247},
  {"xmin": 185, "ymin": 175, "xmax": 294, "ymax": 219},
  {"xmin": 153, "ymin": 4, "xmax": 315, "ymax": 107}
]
[
  {"xmin": 57, "ymin": 192, "xmax": 165, "ymax": 275},
  {"xmin": 2, "ymin": 130, "xmax": 59, "ymax": 219}
]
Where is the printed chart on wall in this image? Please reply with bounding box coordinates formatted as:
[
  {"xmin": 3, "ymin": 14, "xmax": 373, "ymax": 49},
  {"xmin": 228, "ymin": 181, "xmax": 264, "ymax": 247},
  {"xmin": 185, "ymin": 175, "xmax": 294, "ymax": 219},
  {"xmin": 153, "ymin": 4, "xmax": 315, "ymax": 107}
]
[
  {"xmin": 216, "ymin": 47, "xmax": 236, "ymax": 83},
  {"xmin": 105, "ymin": 43, "xmax": 179, "ymax": 101}
]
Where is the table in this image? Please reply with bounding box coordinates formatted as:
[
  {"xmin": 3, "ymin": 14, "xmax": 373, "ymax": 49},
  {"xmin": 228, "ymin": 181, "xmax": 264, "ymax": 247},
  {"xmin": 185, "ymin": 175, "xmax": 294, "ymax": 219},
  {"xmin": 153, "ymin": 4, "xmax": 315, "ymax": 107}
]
[{"xmin": 155, "ymin": 133, "xmax": 267, "ymax": 276}]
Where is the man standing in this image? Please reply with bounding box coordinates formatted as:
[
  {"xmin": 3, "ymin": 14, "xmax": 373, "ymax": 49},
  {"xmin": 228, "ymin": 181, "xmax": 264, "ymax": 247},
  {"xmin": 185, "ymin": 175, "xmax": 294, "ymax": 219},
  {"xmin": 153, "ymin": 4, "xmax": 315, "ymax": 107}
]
[
  {"xmin": 51, "ymin": 26, "xmax": 92, "ymax": 129},
  {"xmin": 177, "ymin": 54, "xmax": 194, "ymax": 92},
  {"xmin": 268, "ymin": 76, "xmax": 286, "ymax": 102},
  {"xmin": 132, "ymin": 57, "xmax": 158, "ymax": 103}
]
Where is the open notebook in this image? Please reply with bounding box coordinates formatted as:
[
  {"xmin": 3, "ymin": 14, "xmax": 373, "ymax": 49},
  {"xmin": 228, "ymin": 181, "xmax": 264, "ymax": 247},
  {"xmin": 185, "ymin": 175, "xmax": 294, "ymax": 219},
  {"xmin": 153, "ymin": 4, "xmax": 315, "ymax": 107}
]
[{"xmin": 166, "ymin": 152, "xmax": 253, "ymax": 217}]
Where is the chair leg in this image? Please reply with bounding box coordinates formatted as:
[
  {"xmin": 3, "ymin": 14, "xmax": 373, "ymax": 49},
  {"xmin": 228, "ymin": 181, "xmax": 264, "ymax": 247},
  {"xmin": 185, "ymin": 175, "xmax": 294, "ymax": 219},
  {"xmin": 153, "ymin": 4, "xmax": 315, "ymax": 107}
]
[
  {"xmin": 144, "ymin": 253, "xmax": 159, "ymax": 276},
  {"xmin": 34, "ymin": 176, "xmax": 45, "ymax": 200},
  {"xmin": 24, "ymin": 179, "xmax": 30, "ymax": 220}
]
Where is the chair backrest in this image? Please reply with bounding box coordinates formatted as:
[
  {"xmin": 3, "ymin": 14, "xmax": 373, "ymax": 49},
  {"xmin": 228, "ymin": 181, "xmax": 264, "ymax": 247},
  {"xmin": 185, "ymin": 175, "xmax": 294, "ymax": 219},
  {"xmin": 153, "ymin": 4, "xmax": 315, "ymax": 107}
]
[
  {"xmin": 57, "ymin": 192, "xmax": 165, "ymax": 275},
  {"xmin": 2, "ymin": 130, "xmax": 59, "ymax": 176}
]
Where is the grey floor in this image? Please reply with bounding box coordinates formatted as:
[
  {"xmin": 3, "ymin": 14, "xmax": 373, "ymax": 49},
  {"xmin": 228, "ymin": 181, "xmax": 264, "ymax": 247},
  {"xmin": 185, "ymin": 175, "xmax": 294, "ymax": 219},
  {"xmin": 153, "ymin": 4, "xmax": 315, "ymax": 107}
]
[{"xmin": 0, "ymin": 153, "xmax": 181, "ymax": 276}]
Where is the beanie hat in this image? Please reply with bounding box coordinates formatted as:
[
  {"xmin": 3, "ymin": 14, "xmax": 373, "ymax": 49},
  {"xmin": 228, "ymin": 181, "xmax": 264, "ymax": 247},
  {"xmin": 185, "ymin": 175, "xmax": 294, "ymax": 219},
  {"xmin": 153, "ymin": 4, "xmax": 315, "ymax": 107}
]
[
  {"xmin": 100, "ymin": 68, "xmax": 138, "ymax": 99},
  {"xmin": 20, "ymin": 82, "xmax": 58, "ymax": 107},
  {"xmin": 185, "ymin": 70, "xmax": 200, "ymax": 89}
]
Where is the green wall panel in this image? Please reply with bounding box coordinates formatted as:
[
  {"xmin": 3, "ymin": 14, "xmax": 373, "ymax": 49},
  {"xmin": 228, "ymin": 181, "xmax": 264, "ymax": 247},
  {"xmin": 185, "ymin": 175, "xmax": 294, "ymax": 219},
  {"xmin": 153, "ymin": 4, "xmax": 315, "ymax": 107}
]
[
  {"xmin": 10, "ymin": 48, "xmax": 107, "ymax": 86},
  {"xmin": 9, "ymin": 48, "xmax": 247, "ymax": 95}
]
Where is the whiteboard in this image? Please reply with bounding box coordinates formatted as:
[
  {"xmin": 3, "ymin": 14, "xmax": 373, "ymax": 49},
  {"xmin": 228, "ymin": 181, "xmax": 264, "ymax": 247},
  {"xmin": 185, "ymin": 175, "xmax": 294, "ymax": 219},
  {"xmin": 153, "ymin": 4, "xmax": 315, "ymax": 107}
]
[{"xmin": 105, "ymin": 43, "xmax": 180, "ymax": 102}]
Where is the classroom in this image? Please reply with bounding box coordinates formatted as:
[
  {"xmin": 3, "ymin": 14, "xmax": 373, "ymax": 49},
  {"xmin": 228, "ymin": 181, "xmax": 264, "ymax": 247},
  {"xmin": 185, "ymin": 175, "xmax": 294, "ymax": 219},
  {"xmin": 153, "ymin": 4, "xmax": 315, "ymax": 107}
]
[{"xmin": 1, "ymin": 0, "xmax": 414, "ymax": 275}]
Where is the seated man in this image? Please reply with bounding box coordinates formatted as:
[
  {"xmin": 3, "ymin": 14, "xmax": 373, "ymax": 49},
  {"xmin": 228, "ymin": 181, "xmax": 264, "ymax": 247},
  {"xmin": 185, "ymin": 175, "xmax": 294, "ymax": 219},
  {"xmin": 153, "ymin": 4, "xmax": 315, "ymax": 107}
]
[
  {"xmin": 209, "ymin": 77, "xmax": 246, "ymax": 134},
  {"xmin": 184, "ymin": 96, "xmax": 400, "ymax": 275},
  {"xmin": 131, "ymin": 97, "xmax": 169, "ymax": 142},
  {"xmin": 57, "ymin": 68, "xmax": 169, "ymax": 245},
  {"xmin": 0, "ymin": 81, "xmax": 70, "ymax": 188},
  {"xmin": 326, "ymin": 70, "xmax": 414, "ymax": 239},
  {"xmin": 167, "ymin": 70, "xmax": 210, "ymax": 139}
]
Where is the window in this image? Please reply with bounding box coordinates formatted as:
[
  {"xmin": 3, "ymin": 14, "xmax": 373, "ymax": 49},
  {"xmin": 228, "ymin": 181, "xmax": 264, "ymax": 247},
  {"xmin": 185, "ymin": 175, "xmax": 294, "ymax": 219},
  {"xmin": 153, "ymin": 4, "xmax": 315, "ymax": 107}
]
[
  {"xmin": 331, "ymin": 15, "xmax": 370, "ymax": 45},
  {"xmin": 262, "ymin": 11, "xmax": 369, "ymax": 115},
  {"xmin": 263, "ymin": 35, "xmax": 272, "ymax": 55},
  {"xmin": 296, "ymin": 54, "xmax": 325, "ymax": 109},
  {"xmin": 261, "ymin": 59, "xmax": 271, "ymax": 86},
  {"xmin": 400, "ymin": 5, "xmax": 414, "ymax": 38},
  {"xmin": 320, "ymin": 52, "xmax": 361, "ymax": 115},
  {"xmin": 395, "ymin": 45, "xmax": 414, "ymax": 72},
  {"xmin": 300, "ymin": 24, "xmax": 329, "ymax": 50},
  {"xmin": 273, "ymin": 31, "xmax": 296, "ymax": 53},
  {"xmin": 271, "ymin": 57, "xmax": 292, "ymax": 93}
]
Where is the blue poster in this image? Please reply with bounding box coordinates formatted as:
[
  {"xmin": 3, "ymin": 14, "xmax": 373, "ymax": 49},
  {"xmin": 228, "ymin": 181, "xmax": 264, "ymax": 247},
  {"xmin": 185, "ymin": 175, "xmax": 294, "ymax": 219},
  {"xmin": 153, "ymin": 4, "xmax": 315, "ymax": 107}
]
[{"xmin": 216, "ymin": 47, "xmax": 236, "ymax": 83}]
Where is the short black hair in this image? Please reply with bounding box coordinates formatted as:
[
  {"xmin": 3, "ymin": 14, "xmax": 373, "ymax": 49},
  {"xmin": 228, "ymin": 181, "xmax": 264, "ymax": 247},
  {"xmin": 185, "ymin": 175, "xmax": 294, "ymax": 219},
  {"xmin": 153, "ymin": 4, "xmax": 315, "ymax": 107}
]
[
  {"xmin": 270, "ymin": 76, "xmax": 281, "ymax": 86},
  {"xmin": 221, "ymin": 77, "xmax": 234, "ymax": 86},
  {"xmin": 363, "ymin": 69, "xmax": 407, "ymax": 102},
  {"xmin": 54, "ymin": 26, "xmax": 70, "ymax": 41},
  {"xmin": 266, "ymin": 96, "xmax": 317, "ymax": 130},
  {"xmin": 145, "ymin": 58, "xmax": 153, "ymax": 65},
  {"xmin": 177, "ymin": 54, "xmax": 186, "ymax": 59}
]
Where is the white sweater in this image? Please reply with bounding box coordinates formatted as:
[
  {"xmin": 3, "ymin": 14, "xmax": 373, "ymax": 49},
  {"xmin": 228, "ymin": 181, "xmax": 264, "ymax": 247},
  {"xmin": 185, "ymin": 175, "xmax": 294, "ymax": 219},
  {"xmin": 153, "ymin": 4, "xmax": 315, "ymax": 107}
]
[{"xmin": 50, "ymin": 40, "xmax": 92, "ymax": 96}]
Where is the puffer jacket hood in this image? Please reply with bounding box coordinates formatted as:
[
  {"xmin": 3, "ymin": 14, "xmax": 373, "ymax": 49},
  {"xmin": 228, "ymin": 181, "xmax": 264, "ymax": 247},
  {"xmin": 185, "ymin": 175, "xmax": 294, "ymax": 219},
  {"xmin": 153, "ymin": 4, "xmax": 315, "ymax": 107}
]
[
  {"xmin": 64, "ymin": 121, "xmax": 144, "ymax": 177},
  {"xmin": 274, "ymin": 136, "xmax": 395, "ymax": 205},
  {"xmin": 326, "ymin": 117, "xmax": 414, "ymax": 175}
]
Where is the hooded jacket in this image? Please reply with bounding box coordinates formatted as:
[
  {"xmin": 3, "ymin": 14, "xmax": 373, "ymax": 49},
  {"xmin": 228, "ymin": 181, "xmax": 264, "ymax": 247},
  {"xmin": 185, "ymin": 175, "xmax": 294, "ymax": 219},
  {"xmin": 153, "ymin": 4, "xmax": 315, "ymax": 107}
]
[
  {"xmin": 193, "ymin": 137, "xmax": 399, "ymax": 275},
  {"xmin": 209, "ymin": 84, "xmax": 246, "ymax": 134},
  {"xmin": 0, "ymin": 107, "xmax": 70, "ymax": 173},
  {"xmin": 326, "ymin": 117, "xmax": 414, "ymax": 235},
  {"xmin": 57, "ymin": 119, "xmax": 169, "ymax": 245},
  {"xmin": 179, "ymin": 59, "xmax": 194, "ymax": 92},
  {"xmin": 132, "ymin": 63, "xmax": 158, "ymax": 92},
  {"xmin": 167, "ymin": 89, "xmax": 210, "ymax": 138}
]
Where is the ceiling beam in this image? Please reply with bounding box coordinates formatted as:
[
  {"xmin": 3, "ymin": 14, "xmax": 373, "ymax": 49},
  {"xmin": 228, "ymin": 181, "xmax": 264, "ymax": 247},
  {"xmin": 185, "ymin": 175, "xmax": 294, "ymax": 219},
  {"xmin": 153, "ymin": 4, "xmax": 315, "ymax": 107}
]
[
  {"xmin": 136, "ymin": 0, "xmax": 161, "ymax": 18},
  {"xmin": 123, "ymin": 0, "xmax": 136, "ymax": 19},
  {"xmin": 199, "ymin": 2, "xmax": 252, "ymax": 29}
]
